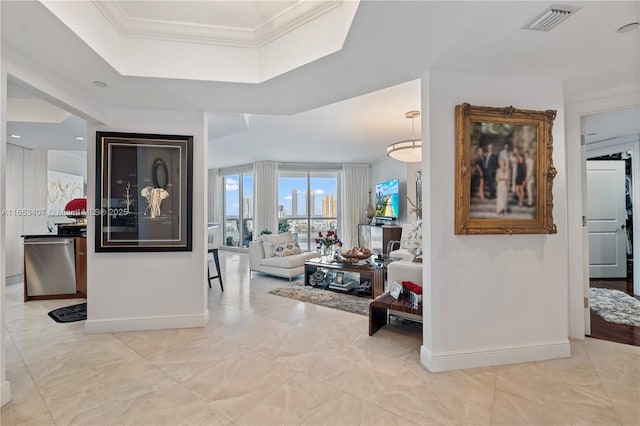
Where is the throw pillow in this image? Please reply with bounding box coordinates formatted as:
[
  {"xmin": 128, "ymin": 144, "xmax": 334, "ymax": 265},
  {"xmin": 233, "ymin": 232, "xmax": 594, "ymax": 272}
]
[
  {"xmin": 262, "ymin": 231, "xmax": 293, "ymax": 258},
  {"xmin": 273, "ymin": 240, "xmax": 302, "ymax": 257},
  {"xmin": 402, "ymin": 281, "xmax": 422, "ymax": 294}
]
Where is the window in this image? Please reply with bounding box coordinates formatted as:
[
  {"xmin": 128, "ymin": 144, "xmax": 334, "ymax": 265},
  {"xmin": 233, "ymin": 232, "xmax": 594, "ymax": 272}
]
[
  {"xmin": 278, "ymin": 171, "xmax": 339, "ymax": 251},
  {"xmin": 223, "ymin": 172, "xmax": 253, "ymax": 247}
]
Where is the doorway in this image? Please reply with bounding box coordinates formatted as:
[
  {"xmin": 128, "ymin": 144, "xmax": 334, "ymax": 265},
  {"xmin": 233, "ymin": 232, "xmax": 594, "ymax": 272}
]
[
  {"xmin": 584, "ymin": 106, "xmax": 640, "ymax": 346},
  {"xmin": 586, "ymin": 154, "xmax": 639, "ymax": 345}
]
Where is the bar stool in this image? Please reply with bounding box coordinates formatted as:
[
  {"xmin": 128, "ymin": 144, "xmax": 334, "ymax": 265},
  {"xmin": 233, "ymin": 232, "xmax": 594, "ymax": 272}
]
[{"xmin": 207, "ymin": 245, "xmax": 223, "ymax": 291}]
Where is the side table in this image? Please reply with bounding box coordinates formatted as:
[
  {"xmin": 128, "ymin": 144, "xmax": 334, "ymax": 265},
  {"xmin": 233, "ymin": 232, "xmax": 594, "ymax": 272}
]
[{"xmin": 369, "ymin": 292, "xmax": 423, "ymax": 336}]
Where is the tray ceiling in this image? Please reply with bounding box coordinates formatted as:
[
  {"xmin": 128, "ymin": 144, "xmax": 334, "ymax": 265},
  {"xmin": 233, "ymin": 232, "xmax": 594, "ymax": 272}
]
[{"xmin": 40, "ymin": 0, "xmax": 359, "ymax": 83}]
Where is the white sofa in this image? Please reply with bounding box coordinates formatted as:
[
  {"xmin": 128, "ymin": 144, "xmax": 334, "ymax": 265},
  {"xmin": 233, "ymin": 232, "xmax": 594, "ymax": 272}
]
[
  {"xmin": 249, "ymin": 232, "xmax": 318, "ymax": 280},
  {"xmin": 386, "ymin": 260, "xmax": 423, "ymax": 322}
]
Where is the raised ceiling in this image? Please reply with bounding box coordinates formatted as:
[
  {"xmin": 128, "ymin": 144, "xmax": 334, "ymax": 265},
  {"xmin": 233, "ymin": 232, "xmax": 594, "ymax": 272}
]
[
  {"xmin": 111, "ymin": 1, "xmax": 297, "ymax": 30},
  {"xmin": 40, "ymin": 0, "xmax": 359, "ymax": 83},
  {"xmin": 97, "ymin": 0, "xmax": 332, "ymax": 47}
]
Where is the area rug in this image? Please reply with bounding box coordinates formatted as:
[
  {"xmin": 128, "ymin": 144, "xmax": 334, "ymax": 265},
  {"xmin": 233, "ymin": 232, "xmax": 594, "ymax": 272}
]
[
  {"xmin": 269, "ymin": 284, "xmax": 370, "ymax": 316},
  {"xmin": 48, "ymin": 303, "xmax": 87, "ymax": 323},
  {"xmin": 589, "ymin": 288, "xmax": 640, "ymax": 326}
]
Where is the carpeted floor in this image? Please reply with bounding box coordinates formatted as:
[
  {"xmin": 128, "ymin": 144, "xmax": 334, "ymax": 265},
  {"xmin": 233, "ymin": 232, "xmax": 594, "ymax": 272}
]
[
  {"xmin": 589, "ymin": 287, "xmax": 640, "ymax": 326},
  {"xmin": 269, "ymin": 284, "xmax": 370, "ymax": 316}
]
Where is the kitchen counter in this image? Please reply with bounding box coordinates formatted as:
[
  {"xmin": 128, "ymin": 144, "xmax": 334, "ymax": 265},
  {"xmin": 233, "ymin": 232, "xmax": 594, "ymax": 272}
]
[{"xmin": 22, "ymin": 235, "xmax": 87, "ymax": 301}]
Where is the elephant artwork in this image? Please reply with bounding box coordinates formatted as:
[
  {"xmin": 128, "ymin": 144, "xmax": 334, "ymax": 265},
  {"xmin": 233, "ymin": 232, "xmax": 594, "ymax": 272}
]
[
  {"xmin": 96, "ymin": 131, "xmax": 193, "ymax": 251},
  {"xmin": 141, "ymin": 186, "xmax": 169, "ymax": 218}
]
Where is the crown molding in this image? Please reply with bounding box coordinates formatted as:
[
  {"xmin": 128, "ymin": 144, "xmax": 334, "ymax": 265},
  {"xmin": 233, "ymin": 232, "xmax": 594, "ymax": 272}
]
[
  {"xmin": 254, "ymin": 1, "xmax": 341, "ymax": 47},
  {"xmin": 92, "ymin": 0, "xmax": 341, "ymax": 48}
]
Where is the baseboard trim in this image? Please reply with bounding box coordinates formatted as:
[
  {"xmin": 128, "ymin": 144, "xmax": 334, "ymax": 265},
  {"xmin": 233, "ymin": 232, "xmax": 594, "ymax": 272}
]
[
  {"xmin": 84, "ymin": 310, "xmax": 210, "ymax": 334},
  {"xmin": 420, "ymin": 339, "xmax": 571, "ymax": 372},
  {"xmin": 1, "ymin": 380, "xmax": 11, "ymax": 406}
]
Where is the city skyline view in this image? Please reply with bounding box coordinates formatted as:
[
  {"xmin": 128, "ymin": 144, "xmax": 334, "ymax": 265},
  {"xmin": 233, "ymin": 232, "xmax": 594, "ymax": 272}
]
[{"xmin": 225, "ymin": 174, "xmax": 338, "ymax": 218}]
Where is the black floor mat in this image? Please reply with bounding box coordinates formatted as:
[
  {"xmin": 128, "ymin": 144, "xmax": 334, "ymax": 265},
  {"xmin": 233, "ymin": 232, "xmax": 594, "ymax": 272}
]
[{"xmin": 48, "ymin": 303, "xmax": 87, "ymax": 323}]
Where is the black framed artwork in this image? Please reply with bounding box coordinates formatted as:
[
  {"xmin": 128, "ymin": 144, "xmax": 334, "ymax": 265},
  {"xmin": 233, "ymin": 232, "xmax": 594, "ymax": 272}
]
[{"xmin": 95, "ymin": 131, "xmax": 193, "ymax": 252}]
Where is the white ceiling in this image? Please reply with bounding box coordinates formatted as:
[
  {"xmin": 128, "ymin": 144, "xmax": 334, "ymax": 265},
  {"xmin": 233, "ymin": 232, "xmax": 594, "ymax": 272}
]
[
  {"xmin": 210, "ymin": 79, "xmax": 421, "ymax": 167},
  {"xmin": 6, "ymin": 113, "xmax": 87, "ymax": 151},
  {"xmin": 2, "ymin": 1, "xmax": 639, "ymax": 168},
  {"xmin": 584, "ymin": 107, "xmax": 640, "ymax": 145},
  {"xmin": 115, "ymin": 1, "xmax": 297, "ymax": 28}
]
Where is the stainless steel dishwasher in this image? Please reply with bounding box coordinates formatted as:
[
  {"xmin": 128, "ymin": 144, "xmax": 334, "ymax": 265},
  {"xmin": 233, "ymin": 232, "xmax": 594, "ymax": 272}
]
[{"xmin": 24, "ymin": 237, "xmax": 77, "ymax": 296}]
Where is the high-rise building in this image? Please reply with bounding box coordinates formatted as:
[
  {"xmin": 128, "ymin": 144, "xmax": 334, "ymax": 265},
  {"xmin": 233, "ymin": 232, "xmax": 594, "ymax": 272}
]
[
  {"xmin": 278, "ymin": 205, "xmax": 285, "ymax": 219},
  {"xmin": 322, "ymin": 194, "xmax": 337, "ymax": 217},
  {"xmin": 291, "ymin": 188, "xmax": 298, "ymax": 217}
]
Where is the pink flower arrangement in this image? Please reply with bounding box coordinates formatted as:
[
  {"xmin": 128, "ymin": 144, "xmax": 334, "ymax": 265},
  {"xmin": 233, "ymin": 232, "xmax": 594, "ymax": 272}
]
[{"xmin": 315, "ymin": 230, "xmax": 341, "ymax": 248}]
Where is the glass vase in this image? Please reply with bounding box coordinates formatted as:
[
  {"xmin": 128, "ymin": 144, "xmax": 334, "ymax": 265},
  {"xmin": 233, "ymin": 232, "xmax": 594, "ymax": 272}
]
[
  {"xmin": 322, "ymin": 244, "xmax": 334, "ymax": 259},
  {"xmin": 366, "ymin": 188, "xmax": 376, "ymax": 223}
]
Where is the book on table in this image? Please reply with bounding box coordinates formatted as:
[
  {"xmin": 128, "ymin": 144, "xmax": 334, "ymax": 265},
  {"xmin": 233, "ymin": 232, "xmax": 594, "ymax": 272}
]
[{"xmin": 329, "ymin": 281, "xmax": 355, "ymax": 291}]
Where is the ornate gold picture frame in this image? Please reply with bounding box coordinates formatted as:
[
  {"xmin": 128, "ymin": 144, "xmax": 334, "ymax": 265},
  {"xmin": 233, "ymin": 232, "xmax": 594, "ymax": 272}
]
[{"xmin": 455, "ymin": 103, "xmax": 557, "ymax": 235}]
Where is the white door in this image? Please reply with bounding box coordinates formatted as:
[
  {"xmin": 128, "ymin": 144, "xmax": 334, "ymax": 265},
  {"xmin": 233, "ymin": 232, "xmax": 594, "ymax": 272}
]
[{"xmin": 587, "ymin": 160, "xmax": 627, "ymax": 278}]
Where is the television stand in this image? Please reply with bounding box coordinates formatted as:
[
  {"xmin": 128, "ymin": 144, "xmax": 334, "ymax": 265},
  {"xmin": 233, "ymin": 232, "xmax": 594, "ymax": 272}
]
[
  {"xmin": 357, "ymin": 224, "xmax": 402, "ymax": 255},
  {"xmin": 371, "ymin": 217, "xmax": 396, "ymax": 226}
]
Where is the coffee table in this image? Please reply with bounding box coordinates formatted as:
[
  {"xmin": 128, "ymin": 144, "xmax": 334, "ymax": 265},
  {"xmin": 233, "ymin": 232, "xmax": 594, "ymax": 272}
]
[{"xmin": 304, "ymin": 257, "xmax": 385, "ymax": 298}]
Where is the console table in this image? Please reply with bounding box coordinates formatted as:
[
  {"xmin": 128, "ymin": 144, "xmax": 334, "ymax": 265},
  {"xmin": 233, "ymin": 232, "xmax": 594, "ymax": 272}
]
[{"xmin": 304, "ymin": 257, "xmax": 385, "ymax": 298}]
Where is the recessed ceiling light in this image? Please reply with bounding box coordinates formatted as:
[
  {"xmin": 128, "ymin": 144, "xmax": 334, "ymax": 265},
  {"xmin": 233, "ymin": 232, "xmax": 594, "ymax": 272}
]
[
  {"xmin": 75, "ymin": 136, "xmax": 85, "ymax": 141},
  {"xmin": 92, "ymin": 80, "xmax": 108, "ymax": 88},
  {"xmin": 9, "ymin": 134, "xmax": 20, "ymax": 138},
  {"xmin": 618, "ymin": 22, "xmax": 639, "ymax": 33}
]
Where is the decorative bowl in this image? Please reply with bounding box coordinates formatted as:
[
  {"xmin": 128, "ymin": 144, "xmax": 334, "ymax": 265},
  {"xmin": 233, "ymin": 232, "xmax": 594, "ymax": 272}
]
[{"xmin": 340, "ymin": 247, "xmax": 372, "ymax": 263}]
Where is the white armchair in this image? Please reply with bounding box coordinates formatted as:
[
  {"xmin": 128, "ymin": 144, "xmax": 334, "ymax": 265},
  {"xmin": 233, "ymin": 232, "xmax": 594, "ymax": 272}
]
[
  {"xmin": 387, "ymin": 223, "xmax": 414, "ymax": 260},
  {"xmin": 386, "ymin": 260, "xmax": 423, "ymax": 322}
]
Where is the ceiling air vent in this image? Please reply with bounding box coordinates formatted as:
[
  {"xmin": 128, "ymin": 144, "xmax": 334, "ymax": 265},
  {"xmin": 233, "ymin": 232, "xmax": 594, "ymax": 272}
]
[{"xmin": 523, "ymin": 4, "xmax": 580, "ymax": 32}]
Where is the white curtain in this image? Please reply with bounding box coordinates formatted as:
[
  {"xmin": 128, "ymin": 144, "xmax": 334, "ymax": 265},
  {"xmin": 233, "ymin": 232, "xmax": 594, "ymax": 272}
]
[
  {"xmin": 254, "ymin": 161, "xmax": 278, "ymax": 238},
  {"xmin": 207, "ymin": 168, "xmax": 220, "ymax": 224},
  {"xmin": 207, "ymin": 169, "xmax": 222, "ymax": 246},
  {"xmin": 341, "ymin": 163, "xmax": 370, "ymax": 248}
]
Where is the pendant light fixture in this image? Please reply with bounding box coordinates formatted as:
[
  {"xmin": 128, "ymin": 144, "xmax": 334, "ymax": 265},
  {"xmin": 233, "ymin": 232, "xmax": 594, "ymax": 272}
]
[{"xmin": 386, "ymin": 110, "xmax": 422, "ymax": 162}]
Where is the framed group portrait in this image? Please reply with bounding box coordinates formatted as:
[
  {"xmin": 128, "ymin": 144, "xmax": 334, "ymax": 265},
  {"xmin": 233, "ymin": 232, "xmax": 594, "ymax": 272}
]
[
  {"xmin": 454, "ymin": 103, "xmax": 557, "ymax": 235},
  {"xmin": 95, "ymin": 131, "xmax": 193, "ymax": 252}
]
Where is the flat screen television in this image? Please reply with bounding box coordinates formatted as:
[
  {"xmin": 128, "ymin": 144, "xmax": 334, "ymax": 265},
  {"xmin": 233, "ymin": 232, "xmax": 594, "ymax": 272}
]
[{"xmin": 375, "ymin": 179, "xmax": 399, "ymax": 219}]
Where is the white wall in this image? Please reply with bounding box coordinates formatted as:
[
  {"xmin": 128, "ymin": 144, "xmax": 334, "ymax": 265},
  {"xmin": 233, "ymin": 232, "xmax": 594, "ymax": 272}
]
[
  {"xmin": 421, "ymin": 70, "xmax": 570, "ymax": 372},
  {"xmin": 371, "ymin": 157, "xmax": 408, "ymax": 224},
  {"xmin": 86, "ymin": 107, "xmax": 209, "ymax": 333}
]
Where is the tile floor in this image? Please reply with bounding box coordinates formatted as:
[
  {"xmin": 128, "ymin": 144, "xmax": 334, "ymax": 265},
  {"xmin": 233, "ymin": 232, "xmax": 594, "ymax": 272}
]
[{"xmin": 2, "ymin": 251, "xmax": 639, "ymax": 425}]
